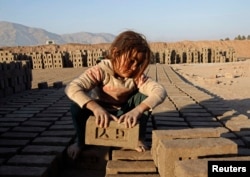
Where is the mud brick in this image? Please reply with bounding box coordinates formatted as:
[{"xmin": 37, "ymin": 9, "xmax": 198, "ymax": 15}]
[
  {"xmin": 0, "ymin": 147, "xmax": 20, "ymax": 157},
  {"xmin": 1, "ymin": 132, "xmax": 38, "ymax": 139},
  {"xmin": 106, "ymin": 161, "xmax": 157, "ymax": 174},
  {"xmin": 13, "ymin": 98, "xmax": 35, "ymax": 104},
  {"xmin": 22, "ymin": 145, "xmax": 65, "ymax": 155},
  {"xmin": 157, "ymin": 138, "xmax": 237, "ymax": 177},
  {"xmin": 5, "ymin": 113, "xmax": 34, "ymax": 118},
  {"xmin": 217, "ymin": 111, "xmax": 246, "ymax": 121},
  {"xmin": 25, "ymin": 104, "xmax": 49, "ymax": 108},
  {"xmin": 189, "ymin": 121, "xmax": 222, "ymax": 127},
  {"xmin": 179, "ymin": 108, "xmax": 207, "ymax": 113},
  {"xmin": 46, "ymin": 107, "xmax": 70, "ymax": 111},
  {"xmin": 61, "ymin": 116, "xmax": 72, "ymax": 121},
  {"xmin": 0, "ymin": 122, "xmax": 19, "ymax": 127},
  {"xmin": 32, "ymin": 137, "xmax": 72, "ymax": 146},
  {"xmin": 157, "ymin": 126, "xmax": 188, "ymax": 130},
  {"xmin": 242, "ymin": 136, "xmax": 250, "ymax": 148},
  {"xmin": 7, "ymin": 155, "xmax": 58, "ymax": 176},
  {"xmin": 53, "ymin": 81, "xmax": 63, "ymax": 88},
  {"xmin": 238, "ymin": 148, "xmax": 250, "ymax": 156},
  {"xmin": 29, "ymin": 117, "xmax": 59, "ymax": 122},
  {"xmin": 36, "ymin": 112, "xmax": 64, "ymax": 117},
  {"xmin": 49, "ymin": 124, "xmax": 74, "ymax": 130},
  {"xmin": 156, "ymin": 121, "xmax": 188, "ymax": 127},
  {"xmin": 41, "ymin": 130, "xmax": 75, "ymax": 137},
  {"xmin": 1, "ymin": 103, "xmax": 22, "ymax": 108},
  {"xmin": 20, "ymin": 107, "xmax": 44, "ymax": 112},
  {"xmin": 232, "ymin": 138, "xmax": 245, "ymax": 147},
  {"xmin": 207, "ymin": 107, "xmax": 232, "ymax": 116},
  {"xmin": 225, "ymin": 119, "xmax": 250, "ymax": 131},
  {"xmin": 112, "ymin": 150, "xmax": 152, "ymax": 161},
  {"xmin": 220, "ymin": 132, "xmax": 237, "ymax": 139},
  {"xmin": 0, "ymin": 107, "xmax": 18, "ymax": 112},
  {"xmin": 7, "ymin": 154, "xmax": 56, "ymax": 166},
  {"xmin": 154, "ymin": 116, "xmax": 184, "ymax": 121},
  {"xmin": 38, "ymin": 82, "xmax": 48, "ymax": 89},
  {"xmin": 0, "ymin": 165, "xmax": 48, "ymax": 177},
  {"xmin": 0, "ymin": 118, "xmax": 28, "ymax": 122},
  {"xmin": 54, "ymin": 120, "xmax": 73, "ymax": 125},
  {"xmin": 153, "ymin": 111, "xmax": 179, "ymax": 117},
  {"xmin": 13, "ymin": 110, "xmax": 41, "ymax": 114},
  {"xmin": 85, "ymin": 116, "xmax": 139, "ymax": 148},
  {"xmin": 152, "ymin": 102, "xmax": 175, "ymax": 113},
  {"xmin": 235, "ymin": 130, "xmax": 250, "ymax": 137},
  {"xmin": 181, "ymin": 112, "xmax": 212, "ymax": 117},
  {"xmin": 174, "ymin": 156, "xmax": 250, "ymax": 177},
  {"xmin": 185, "ymin": 116, "xmax": 217, "ymax": 122},
  {"xmin": 5, "ymin": 100, "xmax": 27, "ymax": 105},
  {"xmin": 22, "ymin": 121, "xmax": 52, "ymax": 127},
  {"xmin": 0, "ymin": 127, "xmax": 10, "ymax": 133},
  {"xmin": 0, "ymin": 139, "xmax": 30, "ymax": 147},
  {"xmin": 42, "ymin": 109, "xmax": 67, "ymax": 114},
  {"xmin": 151, "ymin": 128, "xmax": 228, "ymax": 167},
  {"xmin": 12, "ymin": 126, "xmax": 46, "ymax": 132}
]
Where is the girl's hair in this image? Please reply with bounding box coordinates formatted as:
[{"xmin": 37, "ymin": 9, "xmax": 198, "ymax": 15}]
[{"xmin": 107, "ymin": 30, "xmax": 151, "ymax": 79}]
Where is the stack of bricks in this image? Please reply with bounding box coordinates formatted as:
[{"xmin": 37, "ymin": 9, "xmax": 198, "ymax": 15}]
[
  {"xmin": 151, "ymin": 128, "xmax": 239, "ymax": 177},
  {"xmin": 0, "ymin": 60, "xmax": 32, "ymax": 98}
]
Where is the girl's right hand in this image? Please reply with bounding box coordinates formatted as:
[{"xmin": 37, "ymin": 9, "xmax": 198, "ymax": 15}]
[
  {"xmin": 93, "ymin": 107, "xmax": 118, "ymax": 128},
  {"xmin": 86, "ymin": 100, "xmax": 118, "ymax": 128}
]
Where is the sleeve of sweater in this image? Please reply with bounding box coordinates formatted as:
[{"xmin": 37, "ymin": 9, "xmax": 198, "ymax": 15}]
[
  {"xmin": 64, "ymin": 65, "xmax": 104, "ymax": 108},
  {"xmin": 138, "ymin": 75, "xmax": 167, "ymax": 109}
]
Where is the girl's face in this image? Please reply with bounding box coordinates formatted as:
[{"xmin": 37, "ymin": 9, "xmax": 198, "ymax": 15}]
[{"xmin": 115, "ymin": 51, "xmax": 144, "ymax": 79}]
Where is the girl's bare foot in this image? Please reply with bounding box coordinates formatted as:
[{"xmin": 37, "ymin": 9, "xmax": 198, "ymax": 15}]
[
  {"xmin": 134, "ymin": 140, "xmax": 149, "ymax": 152},
  {"xmin": 67, "ymin": 143, "xmax": 82, "ymax": 160}
]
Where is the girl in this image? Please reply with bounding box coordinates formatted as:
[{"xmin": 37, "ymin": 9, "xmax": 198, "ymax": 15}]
[{"xmin": 65, "ymin": 30, "xmax": 167, "ymax": 159}]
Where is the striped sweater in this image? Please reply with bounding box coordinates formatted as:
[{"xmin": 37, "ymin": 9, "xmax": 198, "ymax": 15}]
[{"xmin": 65, "ymin": 59, "xmax": 167, "ymax": 111}]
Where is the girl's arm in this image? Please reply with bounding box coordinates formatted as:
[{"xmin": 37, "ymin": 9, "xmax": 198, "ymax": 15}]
[{"xmin": 65, "ymin": 65, "xmax": 104, "ymax": 108}]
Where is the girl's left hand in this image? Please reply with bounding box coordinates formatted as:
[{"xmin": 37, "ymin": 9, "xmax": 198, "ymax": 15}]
[{"xmin": 118, "ymin": 108, "xmax": 142, "ymax": 128}]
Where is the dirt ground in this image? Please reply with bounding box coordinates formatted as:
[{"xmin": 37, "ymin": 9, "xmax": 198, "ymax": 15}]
[
  {"xmin": 31, "ymin": 67, "xmax": 87, "ymax": 89},
  {"xmin": 171, "ymin": 59, "xmax": 250, "ymax": 117}
]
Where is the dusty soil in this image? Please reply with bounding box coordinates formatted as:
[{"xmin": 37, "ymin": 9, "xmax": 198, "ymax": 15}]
[{"xmin": 171, "ymin": 59, "xmax": 250, "ymax": 117}]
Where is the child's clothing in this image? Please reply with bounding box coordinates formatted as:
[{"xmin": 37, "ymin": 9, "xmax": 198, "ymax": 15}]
[
  {"xmin": 70, "ymin": 91, "xmax": 149, "ymax": 148},
  {"xmin": 65, "ymin": 59, "xmax": 167, "ymax": 148}
]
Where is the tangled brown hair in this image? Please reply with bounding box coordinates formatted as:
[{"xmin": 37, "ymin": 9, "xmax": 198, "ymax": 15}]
[{"xmin": 107, "ymin": 30, "xmax": 151, "ymax": 80}]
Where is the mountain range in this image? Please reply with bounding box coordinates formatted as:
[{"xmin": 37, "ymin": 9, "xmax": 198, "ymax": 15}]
[{"xmin": 0, "ymin": 21, "xmax": 116, "ymax": 47}]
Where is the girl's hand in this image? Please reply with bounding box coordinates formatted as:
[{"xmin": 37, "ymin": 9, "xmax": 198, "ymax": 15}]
[
  {"xmin": 88, "ymin": 101, "xmax": 118, "ymax": 128},
  {"xmin": 118, "ymin": 108, "xmax": 142, "ymax": 128},
  {"xmin": 93, "ymin": 107, "xmax": 118, "ymax": 128}
]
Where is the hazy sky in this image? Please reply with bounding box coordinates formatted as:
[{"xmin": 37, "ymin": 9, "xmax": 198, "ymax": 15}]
[{"xmin": 0, "ymin": 0, "xmax": 249, "ymax": 42}]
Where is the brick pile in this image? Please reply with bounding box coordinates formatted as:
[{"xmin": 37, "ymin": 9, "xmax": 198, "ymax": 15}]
[{"xmin": 0, "ymin": 60, "xmax": 32, "ymax": 98}]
